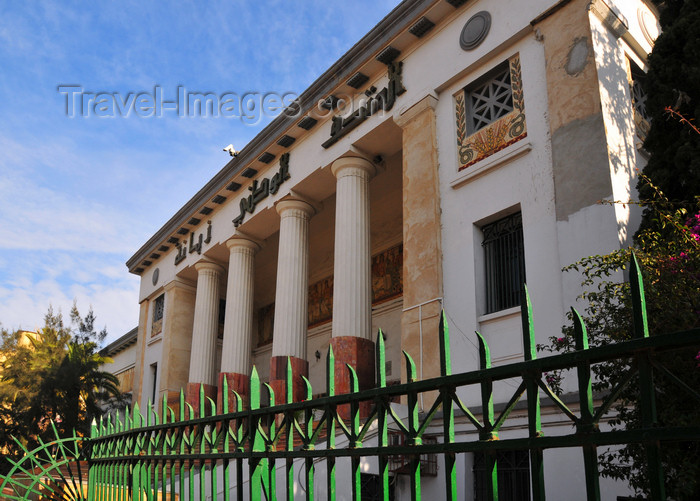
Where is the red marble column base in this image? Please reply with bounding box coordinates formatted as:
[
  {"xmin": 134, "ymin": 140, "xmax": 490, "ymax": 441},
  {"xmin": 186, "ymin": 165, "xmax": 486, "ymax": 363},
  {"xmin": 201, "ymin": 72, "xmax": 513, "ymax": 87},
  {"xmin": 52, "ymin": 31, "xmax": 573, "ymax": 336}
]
[
  {"xmin": 330, "ymin": 336, "xmax": 375, "ymax": 419},
  {"xmin": 269, "ymin": 356, "xmax": 310, "ymax": 403},
  {"xmin": 218, "ymin": 372, "xmax": 250, "ymax": 412},
  {"xmin": 185, "ymin": 382, "xmax": 217, "ymax": 417}
]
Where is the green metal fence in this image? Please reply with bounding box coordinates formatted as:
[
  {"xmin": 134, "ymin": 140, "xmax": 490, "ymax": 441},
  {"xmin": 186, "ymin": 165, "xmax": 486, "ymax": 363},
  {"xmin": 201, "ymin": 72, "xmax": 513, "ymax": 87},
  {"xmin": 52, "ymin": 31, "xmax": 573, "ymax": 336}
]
[{"xmin": 2, "ymin": 255, "xmax": 699, "ymax": 500}]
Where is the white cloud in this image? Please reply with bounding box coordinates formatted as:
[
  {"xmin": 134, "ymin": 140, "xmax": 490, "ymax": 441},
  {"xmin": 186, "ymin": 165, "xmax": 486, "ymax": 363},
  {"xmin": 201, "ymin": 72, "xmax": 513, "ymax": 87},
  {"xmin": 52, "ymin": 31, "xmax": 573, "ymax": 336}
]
[
  {"xmin": 0, "ymin": 250, "xmax": 140, "ymax": 343},
  {"xmin": 0, "ymin": 167, "xmax": 141, "ymax": 254},
  {"xmin": 0, "ymin": 0, "xmax": 404, "ymax": 348}
]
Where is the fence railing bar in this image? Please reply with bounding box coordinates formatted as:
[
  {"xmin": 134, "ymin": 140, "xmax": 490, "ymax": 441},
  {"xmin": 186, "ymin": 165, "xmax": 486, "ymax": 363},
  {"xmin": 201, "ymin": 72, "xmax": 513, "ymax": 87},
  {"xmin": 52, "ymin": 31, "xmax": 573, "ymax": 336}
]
[
  {"xmin": 90, "ymin": 424, "xmax": 700, "ymax": 463},
  {"xmin": 592, "ymin": 366, "xmax": 637, "ymax": 423},
  {"xmin": 91, "ymin": 335, "xmax": 700, "ymax": 444},
  {"xmin": 451, "ymin": 391, "xmax": 483, "ymax": 431},
  {"xmin": 650, "ymin": 358, "xmax": 700, "ymax": 402},
  {"xmin": 535, "ymin": 379, "xmax": 579, "ymax": 423},
  {"xmin": 492, "ymin": 380, "xmax": 527, "ymax": 433},
  {"xmin": 6, "ymin": 255, "xmax": 700, "ymax": 501}
]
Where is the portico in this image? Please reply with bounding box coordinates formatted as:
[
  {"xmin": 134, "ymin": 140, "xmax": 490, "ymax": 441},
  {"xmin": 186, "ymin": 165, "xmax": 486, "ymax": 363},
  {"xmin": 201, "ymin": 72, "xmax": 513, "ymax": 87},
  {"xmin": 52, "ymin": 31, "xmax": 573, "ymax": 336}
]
[{"xmin": 137, "ymin": 116, "xmax": 406, "ymax": 412}]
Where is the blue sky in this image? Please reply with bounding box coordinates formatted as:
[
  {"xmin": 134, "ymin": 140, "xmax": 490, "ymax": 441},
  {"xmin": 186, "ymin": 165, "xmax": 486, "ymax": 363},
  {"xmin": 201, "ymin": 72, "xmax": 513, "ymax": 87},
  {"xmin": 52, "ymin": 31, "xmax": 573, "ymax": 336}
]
[{"xmin": 0, "ymin": 0, "xmax": 402, "ymax": 343}]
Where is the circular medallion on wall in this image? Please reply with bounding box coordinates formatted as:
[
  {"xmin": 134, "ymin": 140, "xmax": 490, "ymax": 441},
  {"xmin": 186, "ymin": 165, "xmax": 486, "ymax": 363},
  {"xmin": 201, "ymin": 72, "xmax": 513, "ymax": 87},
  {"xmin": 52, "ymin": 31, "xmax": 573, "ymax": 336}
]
[
  {"xmin": 638, "ymin": 8, "xmax": 659, "ymax": 46},
  {"xmin": 460, "ymin": 11, "xmax": 491, "ymax": 51},
  {"xmin": 152, "ymin": 267, "xmax": 160, "ymax": 286}
]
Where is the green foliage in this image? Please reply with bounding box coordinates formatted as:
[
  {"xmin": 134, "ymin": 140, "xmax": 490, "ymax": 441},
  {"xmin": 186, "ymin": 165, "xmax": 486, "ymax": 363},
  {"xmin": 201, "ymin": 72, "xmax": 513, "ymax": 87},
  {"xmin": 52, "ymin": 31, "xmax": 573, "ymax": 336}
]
[
  {"xmin": 542, "ymin": 2, "xmax": 700, "ymax": 493},
  {"xmin": 638, "ymin": 0, "xmax": 700, "ymax": 232},
  {"xmin": 0, "ymin": 305, "xmax": 122, "ymax": 474},
  {"xmin": 539, "ymin": 180, "xmax": 700, "ymax": 498}
]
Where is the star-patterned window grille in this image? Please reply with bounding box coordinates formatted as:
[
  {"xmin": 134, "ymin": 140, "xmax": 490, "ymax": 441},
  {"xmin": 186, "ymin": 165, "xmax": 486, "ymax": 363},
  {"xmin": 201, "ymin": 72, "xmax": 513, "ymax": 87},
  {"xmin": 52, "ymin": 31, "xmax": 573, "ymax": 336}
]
[
  {"xmin": 466, "ymin": 64, "xmax": 514, "ymax": 135},
  {"xmin": 630, "ymin": 62, "xmax": 649, "ymax": 122}
]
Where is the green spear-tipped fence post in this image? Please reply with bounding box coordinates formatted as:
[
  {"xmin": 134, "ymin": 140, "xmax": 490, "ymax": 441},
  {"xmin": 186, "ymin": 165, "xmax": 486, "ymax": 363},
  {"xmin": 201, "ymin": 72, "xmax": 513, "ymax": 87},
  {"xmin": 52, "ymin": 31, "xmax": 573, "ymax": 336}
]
[
  {"xmin": 204, "ymin": 397, "xmax": 219, "ymax": 499},
  {"xmin": 197, "ymin": 385, "xmax": 210, "ymax": 501},
  {"xmin": 404, "ymin": 351, "xmax": 422, "ymax": 501},
  {"xmin": 439, "ymin": 311, "xmax": 457, "ymax": 501},
  {"xmin": 88, "ymin": 419, "xmax": 98, "ymax": 501},
  {"xmin": 232, "ymin": 387, "xmax": 244, "ymax": 501},
  {"xmin": 197, "ymin": 385, "xmax": 206, "ymax": 501},
  {"xmin": 302, "ymin": 376, "xmax": 315, "ymax": 501},
  {"xmin": 178, "ymin": 388, "xmax": 186, "ymax": 499},
  {"xmin": 630, "ymin": 253, "xmax": 665, "ymax": 499},
  {"xmin": 221, "ymin": 375, "xmax": 231, "ymax": 501},
  {"xmin": 285, "ymin": 356, "xmax": 295, "ymax": 501},
  {"xmin": 249, "ymin": 367, "xmax": 266, "ymax": 501},
  {"xmin": 572, "ymin": 308, "xmax": 601, "ymax": 501},
  {"xmin": 265, "ymin": 382, "xmax": 277, "ymax": 499},
  {"xmin": 123, "ymin": 406, "xmax": 132, "ymax": 501},
  {"xmin": 159, "ymin": 394, "xmax": 172, "ymax": 501},
  {"xmin": 376, "ymin": 329, "xmax": 390, "ymax": 501},
  {"xmin": 326, "ymin": 345, "xmax": 336, "ymax": 501},
  {"xmin": 521, "ymin": 285, "xmax": 545, "ymax": 501},
  {"xmin": 476, "ymin": 331, "xmax": 498, "ymax": 501},
  {"xmin": 132, "ymin": 403, "xmax": 143, "ymax": 501},
  {"xmin": 146, "ymin": 399, "xmax": 155, "ymax": 501},
  {"xmin": 347, "ymin": 364, "xmax": 362, "ymax": 501},
  {"xmin": 125, "ymin": 405, "xmax": 132, "ymax": 431}
]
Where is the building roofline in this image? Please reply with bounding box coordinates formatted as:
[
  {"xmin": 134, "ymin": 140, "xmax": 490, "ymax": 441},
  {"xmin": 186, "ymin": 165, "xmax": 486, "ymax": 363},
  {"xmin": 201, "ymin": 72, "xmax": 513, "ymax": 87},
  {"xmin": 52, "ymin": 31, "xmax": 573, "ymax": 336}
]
[
  {"xmin": 101, "ymin": 327, "xmax": 138, "ymax": 356},
  {"xmin": 126, "ymin": 0, "xmax": 437, "ymax": 273}
]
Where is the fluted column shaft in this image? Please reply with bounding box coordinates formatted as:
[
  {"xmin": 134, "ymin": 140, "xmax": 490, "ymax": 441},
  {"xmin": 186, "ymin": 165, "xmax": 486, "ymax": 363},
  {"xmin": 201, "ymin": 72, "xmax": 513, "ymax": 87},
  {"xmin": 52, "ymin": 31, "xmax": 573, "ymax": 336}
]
[
  {"xmin": 331, "ymin": 156, "xmax": 375, "ymax": 340},
  {"xmin": 271, "ymin": 200, "xmax": 315, "ymax": 359},
  {"xmin": 330, "ymin": 156, "xmax": 376, "ymax": 417},
  {"xmin": 188, "ymin": 260, "xmax": 224, "ymax": 387},
  {"xmin": 220, "ymin": 238, "xmax": 259, "ymax": 374}
]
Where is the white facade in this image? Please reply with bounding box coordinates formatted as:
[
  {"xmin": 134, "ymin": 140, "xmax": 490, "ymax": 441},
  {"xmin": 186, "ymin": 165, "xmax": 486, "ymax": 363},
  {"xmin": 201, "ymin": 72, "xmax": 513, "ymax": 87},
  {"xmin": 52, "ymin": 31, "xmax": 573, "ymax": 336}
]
[{"xmin": 125, "ymin": 0, "xmax": 658, "ymax": 498}]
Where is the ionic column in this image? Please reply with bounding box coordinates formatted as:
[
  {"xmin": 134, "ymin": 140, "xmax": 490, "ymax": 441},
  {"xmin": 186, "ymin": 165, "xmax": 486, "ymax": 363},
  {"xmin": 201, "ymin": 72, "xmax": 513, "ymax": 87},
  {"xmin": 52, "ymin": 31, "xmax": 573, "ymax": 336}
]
[
  {"xmin": 186, "ymin": 260, "xmax": 224, "ymax": 413},
  {"xmin": 270, "ymin": 199, "xmax": 315, "ymax": 402},
  {"xmin": 330, "ymin": 156, "xmax": 376, "ymax": 408},
  {"xmin": 218, "ymin": 238, "xmax": 259, "ymax": 410}
]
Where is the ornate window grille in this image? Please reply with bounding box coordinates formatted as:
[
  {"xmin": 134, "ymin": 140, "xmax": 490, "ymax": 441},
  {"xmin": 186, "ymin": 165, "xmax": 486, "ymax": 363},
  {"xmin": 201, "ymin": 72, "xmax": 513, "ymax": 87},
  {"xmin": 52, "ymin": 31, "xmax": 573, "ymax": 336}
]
[
  {"xmin": 630, "ymin": 62, "xmax": 649, "ymax": 122},
  {"xmin": 474, "ymin": 450, "xmax": 531, "ymax": 501},
  {"xmin": 482, "ymin": 212, "xmax": 526, "ymax": 314},
  {"xmin": 153, "ymin": 294, "xmax": 164, "ymax": 322},
  {"xmin": 360, "ymin": 473, "xmax": 395, "ymax": 500},
  {"xmin": 466, "ymin": 63, "xmax": 514, "ymax": 134},
  {"xmin": 151, "ymin": 294, "xmax": 165, "ymax": 336}
]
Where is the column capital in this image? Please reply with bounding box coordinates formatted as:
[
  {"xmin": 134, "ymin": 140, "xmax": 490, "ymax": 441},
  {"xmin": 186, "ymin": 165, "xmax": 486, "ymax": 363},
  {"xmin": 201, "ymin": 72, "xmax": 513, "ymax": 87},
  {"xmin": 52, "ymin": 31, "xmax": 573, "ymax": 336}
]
[
  {"xmin": 331, "ymin": 156, "xmax": 375, "ymax": 180},
  {"xmin": 275, "ymin": 198, "xmax": 315, "ymax": 218},
  {"xmin": 194, "ymin": 259, "xmax": 225, "ymax": 274},
  {"xmin": 394, "ymin": 93, "xmax": 438, "ymax": 129},
  {"xmin": 226, "ymin": 237, "xmax": 261, "ymax": 253}
]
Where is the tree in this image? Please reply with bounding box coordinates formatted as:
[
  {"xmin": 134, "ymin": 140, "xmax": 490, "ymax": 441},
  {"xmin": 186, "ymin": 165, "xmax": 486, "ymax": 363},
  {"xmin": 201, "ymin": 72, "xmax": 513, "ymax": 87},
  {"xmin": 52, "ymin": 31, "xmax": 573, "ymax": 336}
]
[
  {"xmin": 539, "ymin": 180, "xmax": 700, "ymax": 498},
  {"xmin": 638, "ymin": 0, "xmax": 700, "ymax": 232},
  {"xmin": 0, "ymin": 305, "xmax": 121, "ymax": 473}
]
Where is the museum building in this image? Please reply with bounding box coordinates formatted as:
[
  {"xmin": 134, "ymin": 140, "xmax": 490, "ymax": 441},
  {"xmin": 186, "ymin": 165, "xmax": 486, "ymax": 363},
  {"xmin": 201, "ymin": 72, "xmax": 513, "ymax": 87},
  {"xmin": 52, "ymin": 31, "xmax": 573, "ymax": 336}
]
[{"xmin": 125, "ymin": 0, "xmax": 658, "ymax": 497}]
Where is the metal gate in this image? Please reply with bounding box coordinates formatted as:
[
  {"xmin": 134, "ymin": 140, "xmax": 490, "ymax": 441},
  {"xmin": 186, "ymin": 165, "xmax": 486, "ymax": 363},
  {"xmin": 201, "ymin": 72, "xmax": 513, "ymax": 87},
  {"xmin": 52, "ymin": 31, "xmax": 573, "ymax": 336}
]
[{"xmin": 2, "ymin": 255, "xmax": 699, "ymax": 500}]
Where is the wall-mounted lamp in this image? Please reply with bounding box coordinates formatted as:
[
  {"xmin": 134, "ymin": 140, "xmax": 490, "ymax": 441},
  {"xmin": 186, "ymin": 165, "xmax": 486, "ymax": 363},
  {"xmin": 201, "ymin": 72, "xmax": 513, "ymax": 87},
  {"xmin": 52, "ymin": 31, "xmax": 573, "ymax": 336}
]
[{"xmin": 315, "ymin": 350, "xmax": 321, "ymax": 361}]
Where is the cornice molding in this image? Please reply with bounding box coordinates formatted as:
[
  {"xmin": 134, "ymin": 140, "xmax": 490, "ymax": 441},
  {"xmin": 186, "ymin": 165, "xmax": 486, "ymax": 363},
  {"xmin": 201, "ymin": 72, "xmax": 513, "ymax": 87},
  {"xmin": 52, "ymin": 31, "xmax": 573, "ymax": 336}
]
[{"xmin": 126, "ymin": 0, "xmax": 440, "ymax": 273}]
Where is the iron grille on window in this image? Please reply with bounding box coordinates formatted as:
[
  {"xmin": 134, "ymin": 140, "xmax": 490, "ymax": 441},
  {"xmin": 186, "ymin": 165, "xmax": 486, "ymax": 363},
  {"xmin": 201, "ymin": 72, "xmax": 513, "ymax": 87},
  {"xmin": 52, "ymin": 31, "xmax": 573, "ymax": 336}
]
[
  {"xmin": 360, "ymin": 473, "xmax": 395, "ymax": 500},
  {"xmin": 388, "ymin": 432, "xmax": 438, "ymax": 476},
  {"xmin": 474, "ymin": 450, "xmax": 531, "ymax": 501},
  {"xmin": 153, "ymin": 294, "xmax": 164, "ymax": 322},
  {"xmin": 630, "ymin": 62, "xmax": 649, "ymax": 122},
  {"xmin": 467, "ymin": 63, "xmax": 514, "ymax": 134},
  {"xmin": 482, "ymin": 212, "xmax": 526, "ymax": 314}
]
